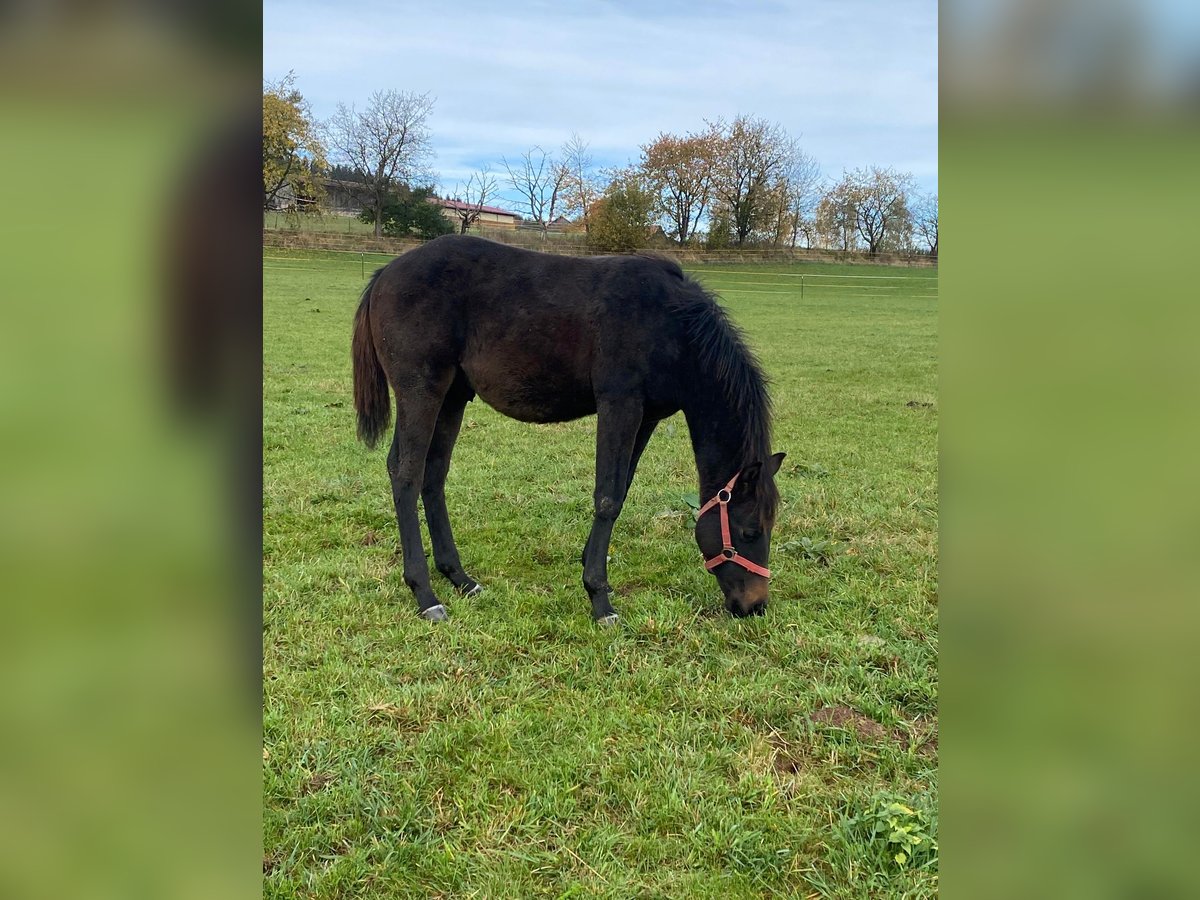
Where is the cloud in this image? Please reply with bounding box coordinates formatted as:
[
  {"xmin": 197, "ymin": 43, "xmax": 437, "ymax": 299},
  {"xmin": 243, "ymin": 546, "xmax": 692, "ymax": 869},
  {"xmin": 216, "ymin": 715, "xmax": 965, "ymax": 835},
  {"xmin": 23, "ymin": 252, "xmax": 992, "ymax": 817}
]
[{"xmin": 265, "ymin": 0, "xmax": 938, "ymax": 202}]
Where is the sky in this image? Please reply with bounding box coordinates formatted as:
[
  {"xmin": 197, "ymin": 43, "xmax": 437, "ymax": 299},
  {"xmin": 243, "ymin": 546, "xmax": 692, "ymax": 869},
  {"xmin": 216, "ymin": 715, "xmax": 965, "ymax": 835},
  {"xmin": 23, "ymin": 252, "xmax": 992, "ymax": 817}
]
[{"xmin": 264, "ymin": 0, "xmax": 938, "ymax": 212}]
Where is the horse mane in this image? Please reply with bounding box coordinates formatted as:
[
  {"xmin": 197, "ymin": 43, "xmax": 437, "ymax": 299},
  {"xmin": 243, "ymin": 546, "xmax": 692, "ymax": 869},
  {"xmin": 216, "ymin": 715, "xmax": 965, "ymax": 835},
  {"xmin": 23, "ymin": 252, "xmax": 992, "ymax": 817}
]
[{"xmin": 658, "ymin": 265, "xmax": 779, "ymax": 525}]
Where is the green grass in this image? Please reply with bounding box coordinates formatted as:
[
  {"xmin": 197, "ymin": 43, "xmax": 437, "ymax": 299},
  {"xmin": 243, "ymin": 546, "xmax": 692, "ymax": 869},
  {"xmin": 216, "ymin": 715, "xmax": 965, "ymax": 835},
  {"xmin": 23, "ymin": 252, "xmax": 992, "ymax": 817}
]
[{"xmin": 263, "ymin": 248, "xmax": 938, "ymax": 898}]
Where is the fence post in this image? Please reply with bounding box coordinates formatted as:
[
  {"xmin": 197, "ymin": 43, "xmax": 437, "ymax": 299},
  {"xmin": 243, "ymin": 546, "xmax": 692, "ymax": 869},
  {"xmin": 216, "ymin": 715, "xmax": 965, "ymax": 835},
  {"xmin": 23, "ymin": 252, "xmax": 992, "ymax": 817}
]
[
  {"xmin": 361, "ymin": 252, "xmax": 364, "ymax": 280},
  {"xmin": 801, "ymin": 275, "xmax": 805, "ymax": 300}
]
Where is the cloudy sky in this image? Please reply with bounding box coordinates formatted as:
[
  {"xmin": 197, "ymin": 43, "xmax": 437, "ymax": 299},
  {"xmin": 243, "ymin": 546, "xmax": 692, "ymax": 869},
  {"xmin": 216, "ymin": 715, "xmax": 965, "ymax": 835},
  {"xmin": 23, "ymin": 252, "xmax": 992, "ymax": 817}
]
[{"xmin": 264, "ymin": 0, "xmax": 937, "ymax": 210}]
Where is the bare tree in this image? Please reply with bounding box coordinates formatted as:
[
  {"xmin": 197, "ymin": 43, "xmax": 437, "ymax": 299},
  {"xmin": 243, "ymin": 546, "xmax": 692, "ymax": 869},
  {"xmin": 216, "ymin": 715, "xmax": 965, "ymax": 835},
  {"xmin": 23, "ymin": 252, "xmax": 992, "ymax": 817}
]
[
  {"xmin": 502, "ymin": 146, "xmax": 568, "ymax": 239},
  {"xmin": 794, "ymin": 216, "xmax": 820, "ymax": 249},
  {"xmin": 639, "ymin": 126, "xmax": 719, "ymax": 245},
  {"xmin": 447, "ymin": 168, "xmax": 499, "ymax": 234},
  {"xmin": 783, "ymin": 151, "xmax": 822, "ymax": 247},
  {"xmin": 710, "ymin": 115, "xmax": 798, "ymax": 246},
  {"xmin": 560, "ymin": 133, "xmax": 601, "ymax": 234},
  {"xmin": 850, "ymin": 167, "xmax": 915, "ymax": 254},
  {"xmin": 914, "ymin": 193, "xmax": 938, "ymax": 256},
  {"xmin": 324, "ymin": 90, "xmax": 435, "ymax": 238}
]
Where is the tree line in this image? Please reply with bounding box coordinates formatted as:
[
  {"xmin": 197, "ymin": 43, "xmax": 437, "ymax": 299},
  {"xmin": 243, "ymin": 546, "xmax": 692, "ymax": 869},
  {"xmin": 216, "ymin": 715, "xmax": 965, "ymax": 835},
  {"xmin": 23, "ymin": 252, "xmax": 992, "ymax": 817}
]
[{"xmin": 264, "ymin": 74, "xmax": 937, "ymax": 256}]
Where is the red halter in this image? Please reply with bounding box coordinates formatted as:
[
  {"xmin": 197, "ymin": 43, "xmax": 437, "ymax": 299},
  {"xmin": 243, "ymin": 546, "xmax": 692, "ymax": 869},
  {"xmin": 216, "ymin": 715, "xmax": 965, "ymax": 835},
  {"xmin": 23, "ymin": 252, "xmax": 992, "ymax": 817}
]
[{"xmin": 697, "ymin": 472, "xmax": 771, "ymax": 578}]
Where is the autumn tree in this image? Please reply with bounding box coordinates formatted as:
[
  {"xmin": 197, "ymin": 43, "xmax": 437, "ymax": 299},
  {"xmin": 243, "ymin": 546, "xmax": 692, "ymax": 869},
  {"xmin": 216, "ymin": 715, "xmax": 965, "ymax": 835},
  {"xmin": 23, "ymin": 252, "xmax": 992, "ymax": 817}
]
[
  {"xmin": 815, "ymin": 178, "xmax": 858, "ymax": 251},
  {"xmin": 848, "ymin": 167, "xmax": 915, "ymax": 254},
  {"xmin": 914, "ymin": 193, "xmax": 938, "ymax": 256},
  {"xmin": 502, "ymin": 146, "xmax": 568, "ymax": 239},
  {"xmin": 754, "ymin": 151, "xmax": 822, "ymax": 246},
  {"xmin": 263, "ymin": 72, "xmax": 326, "ymax": 210},
  {"xmin": 758, "ymin": 177, "xmax": 791, "ymax": 246},
  {"xmin": 710, "ymin": 115, "xmax": 798, "ymax": 245},
  {"xmin": 325, "ymin": 90, "xmax": 436, "ymax": 238},
  {"xmin": 639, "ymin": 126, "xmax": 719, "ymax": 245},
  {"xmin": 560, "ymin": 133, "xmax": 602, "ymax": 233},
  {"xmin": 447, "ymin": 168, "xmax": 499, "ymax": 234},
  {"xmin": 815, "ymin": 168, "xmax": 916, "ymax": 253},
  {"xmin": 587, "ymin": 169, "xmax": 656, "ymax": 253}
]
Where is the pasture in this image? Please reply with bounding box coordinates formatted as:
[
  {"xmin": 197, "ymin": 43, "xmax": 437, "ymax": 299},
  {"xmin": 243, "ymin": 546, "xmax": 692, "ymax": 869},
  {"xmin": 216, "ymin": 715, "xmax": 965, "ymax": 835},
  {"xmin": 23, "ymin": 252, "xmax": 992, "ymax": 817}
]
[{"xmin": 263, "ymin": 248, "xmax": 938, "ymax": 898}]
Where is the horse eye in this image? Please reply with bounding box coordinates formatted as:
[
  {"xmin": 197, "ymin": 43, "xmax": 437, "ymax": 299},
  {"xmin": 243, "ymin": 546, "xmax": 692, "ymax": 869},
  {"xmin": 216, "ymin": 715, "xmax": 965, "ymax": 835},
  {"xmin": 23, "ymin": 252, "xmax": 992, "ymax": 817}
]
[{"xmin": 740, "ymin": 529, "xmax": 762, "ymax": 542}]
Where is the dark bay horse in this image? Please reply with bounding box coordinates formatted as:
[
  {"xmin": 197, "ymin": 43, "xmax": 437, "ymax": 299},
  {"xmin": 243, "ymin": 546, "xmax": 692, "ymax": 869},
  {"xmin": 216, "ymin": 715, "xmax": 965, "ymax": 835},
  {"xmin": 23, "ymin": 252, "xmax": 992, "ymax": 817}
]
[{"xmin": 352, "ymin": 235, "xmax": 784, "ymax": 624}]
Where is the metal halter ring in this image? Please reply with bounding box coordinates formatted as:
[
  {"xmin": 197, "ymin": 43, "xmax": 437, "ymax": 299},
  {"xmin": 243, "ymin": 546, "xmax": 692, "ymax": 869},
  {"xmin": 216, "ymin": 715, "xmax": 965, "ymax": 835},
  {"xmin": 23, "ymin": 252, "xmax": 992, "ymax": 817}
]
[
  {"xmin": 722, "ymin": 547, "xmax": 736, "ymax": 560},
  {"xmin": 717, "ymin": 488, "xmax": 732, "ymax": 503}
]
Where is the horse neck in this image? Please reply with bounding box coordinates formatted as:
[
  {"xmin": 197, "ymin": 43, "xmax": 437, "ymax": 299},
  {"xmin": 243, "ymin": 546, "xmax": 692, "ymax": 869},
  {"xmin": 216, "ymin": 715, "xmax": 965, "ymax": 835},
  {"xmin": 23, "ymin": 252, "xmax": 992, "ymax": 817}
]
[{"xmin": 681, "ymin": 377, "xmax": 751, "ymax": 499}]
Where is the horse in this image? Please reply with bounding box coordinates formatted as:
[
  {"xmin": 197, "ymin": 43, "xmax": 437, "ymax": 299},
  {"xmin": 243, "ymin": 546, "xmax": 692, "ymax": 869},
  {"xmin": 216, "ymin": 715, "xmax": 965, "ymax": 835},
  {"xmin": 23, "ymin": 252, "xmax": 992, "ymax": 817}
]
[{"xmin": 351, "ymin": 234, "xmax": 784, "ymax": 624}]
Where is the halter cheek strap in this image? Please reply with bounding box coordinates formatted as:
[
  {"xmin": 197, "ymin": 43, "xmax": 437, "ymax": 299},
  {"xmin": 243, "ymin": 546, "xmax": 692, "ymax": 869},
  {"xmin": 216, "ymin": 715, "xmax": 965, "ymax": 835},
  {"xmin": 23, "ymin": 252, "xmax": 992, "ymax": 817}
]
[{"xmin": 697, "ymin": 473, "xmax": 771, "ymax": 578}]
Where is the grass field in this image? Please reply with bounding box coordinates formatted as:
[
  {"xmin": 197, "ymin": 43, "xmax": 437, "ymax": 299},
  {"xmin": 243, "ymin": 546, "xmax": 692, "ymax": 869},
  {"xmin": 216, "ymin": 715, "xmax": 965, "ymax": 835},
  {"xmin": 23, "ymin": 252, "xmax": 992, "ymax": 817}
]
[{"xmin": 263, "ymin": 247, "xmax": 938, "ymax": 898}]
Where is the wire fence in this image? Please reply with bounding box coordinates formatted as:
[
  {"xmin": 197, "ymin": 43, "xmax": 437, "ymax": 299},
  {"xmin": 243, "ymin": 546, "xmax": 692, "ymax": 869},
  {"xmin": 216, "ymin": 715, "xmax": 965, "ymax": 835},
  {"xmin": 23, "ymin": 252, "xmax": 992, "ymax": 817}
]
[
  {"xmin": 263, "ymin": 212, "xmax": 938, "ymax": 269},
  {"xmin": 693, "ymin": 268, "xmax": 938, "ymax": 300},
  {"xmin": 264, "ymin": 246, "xmax": 938, "ymax": 300},
  {"xmin": 263, "ymin": 226, "xmax": 938, "ymax": 271}
]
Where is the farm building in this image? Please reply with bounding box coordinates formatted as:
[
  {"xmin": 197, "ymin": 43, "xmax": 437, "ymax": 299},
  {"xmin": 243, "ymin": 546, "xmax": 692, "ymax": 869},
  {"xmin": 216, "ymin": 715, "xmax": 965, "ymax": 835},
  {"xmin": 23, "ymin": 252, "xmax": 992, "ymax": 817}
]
[
  {"xmin": 435, "ymin": 198, "xmax": 519, "ymax": 228},
  {"xmin": 311, "ymin": 178, "xmax": 521, "ymax": 228},
  {"xmin": 321, "ymin": 178, "xmax": 366, "ymax": 215}
]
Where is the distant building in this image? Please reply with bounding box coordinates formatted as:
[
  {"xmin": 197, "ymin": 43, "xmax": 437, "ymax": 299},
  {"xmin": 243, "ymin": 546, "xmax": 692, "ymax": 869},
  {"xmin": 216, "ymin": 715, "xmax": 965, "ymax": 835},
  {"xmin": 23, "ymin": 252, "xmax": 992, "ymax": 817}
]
[
  {"xmin": 516, "ymin": 214, "xmax": 581, "ymax": 233},
  {"xmin": 266, "ymin": 182, "xmax": 297, "ymax": 210},
  {"xmin": 547, "ymin": 215, "xmax": 582, "ymax": 233},
  {"xmin": 435, "ymin": 198, "xmax": 519, "ymax": 229},
  {"xmin": 322, "ymin": 178, "xmax": 366, "ymax": 214},
  {"xmin": 311, "ymin": 179, "xmax": 522, "ymax": 228}
]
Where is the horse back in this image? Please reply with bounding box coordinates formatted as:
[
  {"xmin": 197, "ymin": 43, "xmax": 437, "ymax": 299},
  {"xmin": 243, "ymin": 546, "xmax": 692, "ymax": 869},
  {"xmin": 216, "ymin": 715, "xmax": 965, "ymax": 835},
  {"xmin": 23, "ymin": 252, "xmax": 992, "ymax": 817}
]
[{"xmin": 368, "ymin": 236, "xmax": 690, "ymax": 422}]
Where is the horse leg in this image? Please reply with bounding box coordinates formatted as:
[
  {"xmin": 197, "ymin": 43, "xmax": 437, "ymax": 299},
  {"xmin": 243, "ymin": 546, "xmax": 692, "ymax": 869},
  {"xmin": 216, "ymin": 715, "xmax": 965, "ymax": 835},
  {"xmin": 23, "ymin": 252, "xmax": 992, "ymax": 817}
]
[
  {"xmin": 421, "ymin": 379, "xmax": 481, "ymax": 597},
  {"xmin": 580, "ymin": 413, "xmax": 661, "ymax": 567},
  {"xmin": 625, "ymin": 415, "xmax": 661, "ymax": 492},
  {"xmin": 385, "ymin": 377, "xmax": 452, "ymax": 621},
  {"xmin": 582, "ymin": 397, "xmax": 644, "ymax": 624}
]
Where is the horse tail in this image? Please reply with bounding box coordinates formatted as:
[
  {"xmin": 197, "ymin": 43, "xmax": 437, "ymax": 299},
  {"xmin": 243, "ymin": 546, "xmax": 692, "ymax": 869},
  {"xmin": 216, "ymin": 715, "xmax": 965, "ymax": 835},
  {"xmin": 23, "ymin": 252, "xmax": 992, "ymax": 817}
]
[{"xmin": 352, "ymin": 268, "xmax": 391, "ymax": 449}]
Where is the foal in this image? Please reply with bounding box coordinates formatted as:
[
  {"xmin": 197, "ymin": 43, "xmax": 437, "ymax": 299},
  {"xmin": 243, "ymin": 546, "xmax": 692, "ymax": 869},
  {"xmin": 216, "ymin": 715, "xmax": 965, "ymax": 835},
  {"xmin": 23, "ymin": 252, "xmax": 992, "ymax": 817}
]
[{"xmin": 352, "ymin": 235, "xmax": 783, "ymax": 623}]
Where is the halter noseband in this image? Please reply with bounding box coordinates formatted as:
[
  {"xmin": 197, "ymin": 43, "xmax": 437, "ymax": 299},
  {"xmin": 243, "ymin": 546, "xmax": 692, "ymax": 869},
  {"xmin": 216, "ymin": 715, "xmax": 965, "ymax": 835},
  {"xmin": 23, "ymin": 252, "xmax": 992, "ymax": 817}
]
[{"xmin": 697, "ymin": 472, "xmax": 771, "ymax": 578}]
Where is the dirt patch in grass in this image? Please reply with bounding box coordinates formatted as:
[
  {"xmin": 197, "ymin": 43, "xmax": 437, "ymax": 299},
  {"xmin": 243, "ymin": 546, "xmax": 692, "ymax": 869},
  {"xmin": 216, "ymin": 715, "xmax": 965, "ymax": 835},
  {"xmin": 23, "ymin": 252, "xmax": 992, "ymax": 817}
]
[
  {"xmin": 263, "ymin": 851, "xmax": 279, "ymax": 875},
  {"xmin": 809, "ymin": 705, "xmax": 939, "ymax": 758},
  {"xmin": 301, "ymin": 772, "xmax": 334, "ymax": 795},
  {"xmin": 360, "ymin": 529, "xmax": 380, "ymax": 546},
  {"xmin": 909, "ymin": 714, "xmax": 939, "ymax": 758},
  {"xmin": 772, "ymin": 747, "xmax": 807, "ymax": 775},
  {"xmin": 759, "ymin": 729, "xmax": 811, "ymax": 776},
  {"xmin": 366, "ymin": 701, "xmax": 440, "ymax": 735},
  {"xmin": 617, "ymin": 579, "xmax": 653, "ymax": 596},
  {"xmin": 810, "ymin": 705, "xmax": 890, "ymax": 742}
]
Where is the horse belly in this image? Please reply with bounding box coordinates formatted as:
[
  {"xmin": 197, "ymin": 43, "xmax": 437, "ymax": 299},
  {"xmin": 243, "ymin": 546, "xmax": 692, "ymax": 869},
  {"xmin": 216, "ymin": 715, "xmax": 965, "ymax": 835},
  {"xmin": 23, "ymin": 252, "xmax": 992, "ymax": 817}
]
[{"xmin": 461, "ymin": 353, "xmax": 595, "ymax": 424}]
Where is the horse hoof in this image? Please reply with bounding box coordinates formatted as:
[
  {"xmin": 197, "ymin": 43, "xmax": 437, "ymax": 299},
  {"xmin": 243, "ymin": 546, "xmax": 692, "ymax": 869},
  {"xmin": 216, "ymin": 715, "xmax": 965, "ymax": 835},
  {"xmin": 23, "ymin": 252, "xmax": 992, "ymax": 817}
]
[
  {"xmin": 420, "ymin": 604, "xmax": 449, "ymax": 622},
  {"xmin": 461, "ymin": 583, "xmax": 483, "ymax": 597},
  {"xmin": 595, "ymin": 613, "xmax": 619, "ymax": 627}
]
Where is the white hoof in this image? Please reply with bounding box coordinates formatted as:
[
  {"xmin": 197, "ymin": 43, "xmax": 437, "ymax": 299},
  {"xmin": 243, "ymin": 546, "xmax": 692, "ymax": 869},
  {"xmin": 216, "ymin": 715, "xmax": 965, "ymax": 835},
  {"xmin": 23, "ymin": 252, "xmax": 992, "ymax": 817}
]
[{"xmin": 420, "ymin": 604, "xmax": 449, "ymax": 622}]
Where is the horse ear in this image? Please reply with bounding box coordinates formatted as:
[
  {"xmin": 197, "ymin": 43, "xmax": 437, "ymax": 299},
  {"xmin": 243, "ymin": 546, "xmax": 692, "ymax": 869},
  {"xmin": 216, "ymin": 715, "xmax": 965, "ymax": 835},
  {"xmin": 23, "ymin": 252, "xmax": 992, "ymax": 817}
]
[{"xmin": 742, "ymin": 454, "xmax": 786, "ymax": 484}]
